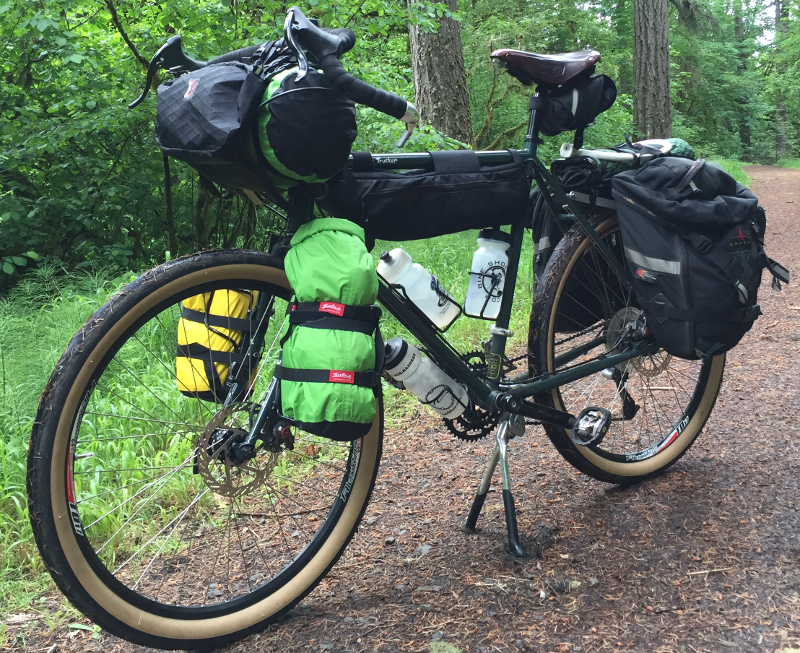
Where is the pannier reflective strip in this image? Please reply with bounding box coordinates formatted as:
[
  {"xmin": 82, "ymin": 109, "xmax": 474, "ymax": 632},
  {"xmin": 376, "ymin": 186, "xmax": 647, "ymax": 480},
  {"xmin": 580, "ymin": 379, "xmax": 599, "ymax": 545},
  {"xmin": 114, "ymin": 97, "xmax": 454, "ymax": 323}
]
[
  {"xmin": 623, "ymin": 247, "xmax": 681, "ymax": 274},
  {"xmin": 176, "ymin": 290, "xmax": 258, "ymax": 402}
]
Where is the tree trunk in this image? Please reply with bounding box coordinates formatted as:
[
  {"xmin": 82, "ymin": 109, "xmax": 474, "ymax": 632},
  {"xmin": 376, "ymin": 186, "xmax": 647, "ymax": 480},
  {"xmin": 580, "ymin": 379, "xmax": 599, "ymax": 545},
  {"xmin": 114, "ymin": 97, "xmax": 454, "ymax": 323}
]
[
  {"xmin": 408, "ymin": 0, "xmax": 473, "ymax": 144},
  {"xmin": 774, "ymin": 0, "xmax": 789, "ymax": 161},
  {"xmin": 734, "ymin": 0, "xmax": 751, "ymax": 151},
  {"xmin": 633, "ymin": 0, "xmax": 672, "ymax": 138}
]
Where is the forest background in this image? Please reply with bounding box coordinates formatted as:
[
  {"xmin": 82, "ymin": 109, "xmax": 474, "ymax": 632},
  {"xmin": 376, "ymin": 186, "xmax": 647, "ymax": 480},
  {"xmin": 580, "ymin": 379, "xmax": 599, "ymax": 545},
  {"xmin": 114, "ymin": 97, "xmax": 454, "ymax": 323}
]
[
  {"xmin": 0, "ymin": 0, "xmax": 799, "ymax": 626},
  {"xmin": 1, "ymin": 0, "xmax": 799, "ymax": 279}
]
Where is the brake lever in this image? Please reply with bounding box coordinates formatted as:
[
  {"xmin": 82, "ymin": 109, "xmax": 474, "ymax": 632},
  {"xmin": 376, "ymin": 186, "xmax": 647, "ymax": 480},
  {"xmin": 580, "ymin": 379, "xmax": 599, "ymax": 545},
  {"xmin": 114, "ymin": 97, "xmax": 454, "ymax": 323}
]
[
  {"xmin": 396, "ymin": 102, "xmax": 420, "ymax": 148},
  {"xmin": 283, "ymin": 9, "xmax": 309, "ymax": 81},
  {"xmin": 128, "ymin": 35, "xmax": 206, "ymax": 109}
]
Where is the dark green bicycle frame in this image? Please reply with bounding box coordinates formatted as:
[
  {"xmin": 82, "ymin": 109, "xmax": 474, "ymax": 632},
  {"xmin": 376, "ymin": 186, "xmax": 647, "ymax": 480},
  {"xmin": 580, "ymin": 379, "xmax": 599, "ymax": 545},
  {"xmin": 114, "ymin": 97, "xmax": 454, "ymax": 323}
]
[{"xmin": 276, "ymin": 92, "xmax": 656, "ymax": 429}]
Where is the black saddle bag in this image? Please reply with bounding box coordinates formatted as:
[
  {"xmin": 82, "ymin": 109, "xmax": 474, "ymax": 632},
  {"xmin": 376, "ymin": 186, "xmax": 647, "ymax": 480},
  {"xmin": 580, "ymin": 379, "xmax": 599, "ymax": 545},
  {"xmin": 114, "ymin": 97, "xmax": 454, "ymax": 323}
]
[
  {"xmin": 537, "ymin": 74, "xmax": 617, "ymax": 137},
  {"xmin": 318, "ymin": 150, "xmax": 531, "ymax": 241},
  {"xmin": 612, "ymin": 157, "xmax": 789, "ymax": 360}
]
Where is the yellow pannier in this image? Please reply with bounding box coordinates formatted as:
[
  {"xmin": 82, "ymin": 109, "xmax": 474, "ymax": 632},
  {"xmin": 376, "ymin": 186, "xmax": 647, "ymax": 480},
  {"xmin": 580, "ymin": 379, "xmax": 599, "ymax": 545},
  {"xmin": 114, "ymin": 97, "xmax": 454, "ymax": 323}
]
[{"xmin": 176, "ymin": 290, "xmax": 258, "ymax": 402}]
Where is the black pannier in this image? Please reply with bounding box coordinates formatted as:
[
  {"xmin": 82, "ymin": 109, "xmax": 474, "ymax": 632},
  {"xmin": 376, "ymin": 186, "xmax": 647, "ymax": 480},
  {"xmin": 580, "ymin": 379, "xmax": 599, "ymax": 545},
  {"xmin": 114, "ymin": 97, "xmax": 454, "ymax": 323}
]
[
  {"xmin": 537, "ymin": 74, "xmax": 617, "ymax": 137},
  {"xmin": 318, "ymin": 150, "xmax": 531, "ymax": 241},
  {"xmin": 612, "ymin": 157, "xmax": 788, "ymax": 360}
]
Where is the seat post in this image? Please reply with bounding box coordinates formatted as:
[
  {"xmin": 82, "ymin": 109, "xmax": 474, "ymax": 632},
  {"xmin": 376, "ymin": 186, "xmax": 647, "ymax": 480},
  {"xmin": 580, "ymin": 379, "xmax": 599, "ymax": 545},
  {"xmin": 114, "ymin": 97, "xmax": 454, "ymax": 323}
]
[{"xmin": 523, "ymin": 87, "xmax": 544, "ymax": 157}]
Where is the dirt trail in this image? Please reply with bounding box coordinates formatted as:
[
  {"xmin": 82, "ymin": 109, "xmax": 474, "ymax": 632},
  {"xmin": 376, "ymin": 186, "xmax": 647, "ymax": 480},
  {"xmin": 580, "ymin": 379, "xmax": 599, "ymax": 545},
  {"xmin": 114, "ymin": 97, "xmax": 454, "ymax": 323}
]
[{"xmin": 9, "ymin": 167, "xmax": 800, "ymax": 653}]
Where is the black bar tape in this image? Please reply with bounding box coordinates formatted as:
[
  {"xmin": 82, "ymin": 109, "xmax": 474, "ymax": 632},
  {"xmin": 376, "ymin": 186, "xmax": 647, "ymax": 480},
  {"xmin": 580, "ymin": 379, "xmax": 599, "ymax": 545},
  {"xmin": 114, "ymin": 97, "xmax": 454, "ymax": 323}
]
[
  {"xmin": 208, "ymin": 44, "xmax": 264, "ymax": 65},
  {"xmin": 321, "ymin": 27, "xmax": 356, "ymax": 56},
  {"xmin": 318, "ymin": 54, "xmax": 407, "ymax": 119}
]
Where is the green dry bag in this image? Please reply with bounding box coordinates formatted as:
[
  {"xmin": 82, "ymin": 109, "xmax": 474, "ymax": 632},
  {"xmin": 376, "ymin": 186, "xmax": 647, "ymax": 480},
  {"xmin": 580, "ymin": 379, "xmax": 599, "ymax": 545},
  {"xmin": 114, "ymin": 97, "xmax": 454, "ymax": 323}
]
[{"xmin": 278, "ymin": 218, "xmax": 380, "ymax": 441}]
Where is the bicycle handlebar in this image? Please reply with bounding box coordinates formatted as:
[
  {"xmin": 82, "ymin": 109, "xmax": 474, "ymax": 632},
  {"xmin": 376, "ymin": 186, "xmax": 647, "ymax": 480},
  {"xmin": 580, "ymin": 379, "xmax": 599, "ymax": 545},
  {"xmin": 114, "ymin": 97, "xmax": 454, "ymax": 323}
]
[
  {"xmin": 130, "ymin": 6, "xmax": 419, "ymax": 144},
  {"xmin": 284, "ymin": 7, "xmax": 412, "ymax": 122}
]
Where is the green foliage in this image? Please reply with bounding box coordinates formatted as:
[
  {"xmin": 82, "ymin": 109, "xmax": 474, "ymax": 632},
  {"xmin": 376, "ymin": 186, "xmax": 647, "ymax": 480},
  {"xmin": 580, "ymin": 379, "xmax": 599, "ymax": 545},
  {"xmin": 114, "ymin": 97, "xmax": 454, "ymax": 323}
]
[{"xmin": 777, "ymin": 159, "xmax": 800, "ymax": 170}]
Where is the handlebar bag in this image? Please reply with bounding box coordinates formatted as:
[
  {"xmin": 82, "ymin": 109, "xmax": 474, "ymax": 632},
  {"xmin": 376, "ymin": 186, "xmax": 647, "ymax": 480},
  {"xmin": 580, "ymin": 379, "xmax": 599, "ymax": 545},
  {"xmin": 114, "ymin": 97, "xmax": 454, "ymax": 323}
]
[
  {"xmin": 318, "ymin": 150, "xmax": 531, "ymax": 241},
  {"xmin": 537, "ymin": 74, "xmax": 617, "ymax": 137},
  {"xmin": 612, "ymin": 157, "xmax": 788, "ymax": 359},
  {"xmin": 176, "ymin": 290, "xmax": 259, "ymax": 402},
  {"xmin": 156, "ymin": 60, "xmax": 273, "ymax": 193},
  {"xmin": 155, "ymin": 54, "xmax": 356, "ymax": 198},
  {"xmin": 277, "ymin": 218, "xmax": 381, "ymax": 441},
  {"xmin": 256, "ymin": 68, "xmax": 357, "ymax": 188}
]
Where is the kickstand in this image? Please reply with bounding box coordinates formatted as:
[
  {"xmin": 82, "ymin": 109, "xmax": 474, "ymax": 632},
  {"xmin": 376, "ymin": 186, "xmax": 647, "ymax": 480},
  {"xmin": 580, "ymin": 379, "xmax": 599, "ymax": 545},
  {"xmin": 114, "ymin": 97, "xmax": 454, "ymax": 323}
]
[{"xmin": 462, "ymin": 419, "xmax": 526, "ymax": 557}]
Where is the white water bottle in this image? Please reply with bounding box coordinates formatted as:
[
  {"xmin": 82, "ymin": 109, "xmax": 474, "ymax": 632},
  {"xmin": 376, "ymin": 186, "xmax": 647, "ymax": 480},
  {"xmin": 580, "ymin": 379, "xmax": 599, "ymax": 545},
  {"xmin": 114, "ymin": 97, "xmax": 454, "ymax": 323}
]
[
  {"xmin": 464, "ymin": 229, "xmax": 511, "ymax": 319},
  {"xmin": 377, "ymin": 248, "xmax": 460, "ymax": 329},
  {"xmin": 383, "ymin": 338, "xmax": 468, "ymax": 419}
]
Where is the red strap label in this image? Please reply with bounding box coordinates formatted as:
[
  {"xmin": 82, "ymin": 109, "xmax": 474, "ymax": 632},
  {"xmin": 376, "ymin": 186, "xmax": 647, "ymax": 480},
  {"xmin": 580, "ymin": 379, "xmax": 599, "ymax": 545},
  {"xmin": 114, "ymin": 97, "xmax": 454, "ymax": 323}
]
[
  {"xmin": 329, "ymin": 370, "xmax": 355, "ymax": 384},
  {"xmin": 319, "ymin": 302, "xmax": 345, "ymax": 316}
]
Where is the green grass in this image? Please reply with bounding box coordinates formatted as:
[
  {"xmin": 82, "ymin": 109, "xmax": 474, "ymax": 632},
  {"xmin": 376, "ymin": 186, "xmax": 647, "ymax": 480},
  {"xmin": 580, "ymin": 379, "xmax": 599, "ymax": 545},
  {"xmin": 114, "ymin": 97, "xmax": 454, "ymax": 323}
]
[
  {"xmin": 0, "ymin": 232, "xmax": 536, "ymax": 614},
  {"xmin": 0, "ymin": 265, "xmax": 136, "ymax": 614},
  {"xmin": 707, "ymin": 157, "xmax": 752, "ymax": 186},
  {"xmin": 777, "ymin": 158, "xmax": 800, "ymax": 170}
]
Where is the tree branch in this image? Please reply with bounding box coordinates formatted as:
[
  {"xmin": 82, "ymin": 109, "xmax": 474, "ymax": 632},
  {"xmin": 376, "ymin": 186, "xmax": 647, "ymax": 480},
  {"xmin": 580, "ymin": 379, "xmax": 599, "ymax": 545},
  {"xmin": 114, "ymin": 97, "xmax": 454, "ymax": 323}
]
[{"xmin": 104, "ymin": 0, "xmax": 148, "ymax": 69}]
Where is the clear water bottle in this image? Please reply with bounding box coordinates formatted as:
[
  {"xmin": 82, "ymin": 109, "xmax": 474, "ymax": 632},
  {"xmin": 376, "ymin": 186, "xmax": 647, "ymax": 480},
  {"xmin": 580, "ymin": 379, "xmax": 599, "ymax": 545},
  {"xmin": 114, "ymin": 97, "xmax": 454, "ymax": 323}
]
[
  {"xmin": 377, "ymin": 248, "xmax": 460, "ymax": 330},
  {"xmin": 383, "ymin": 338, "xmax": 468, "ymax": 419},
  {"xmin": 464, "ymin": 229, "xmax": 511, "ymax": 320}
]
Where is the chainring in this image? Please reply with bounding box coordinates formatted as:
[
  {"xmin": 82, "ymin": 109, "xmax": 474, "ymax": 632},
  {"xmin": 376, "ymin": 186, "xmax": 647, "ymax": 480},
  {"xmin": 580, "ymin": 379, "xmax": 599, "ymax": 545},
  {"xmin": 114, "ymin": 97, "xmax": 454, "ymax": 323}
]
[{"xmin": 442, "ymin": 351, "xmax": 500, "ymax": 441}]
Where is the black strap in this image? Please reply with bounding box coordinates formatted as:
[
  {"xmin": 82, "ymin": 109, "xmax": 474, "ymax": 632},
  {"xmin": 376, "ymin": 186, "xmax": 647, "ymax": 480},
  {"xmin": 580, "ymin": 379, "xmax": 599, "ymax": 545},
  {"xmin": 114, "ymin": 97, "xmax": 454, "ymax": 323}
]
[
  {"xmin": 350, "ymin": 151, "xmax": 375, "ymax": 172},
  {"xmin": 640, "ymin": 298, "xmax": 757, "ymax": 323},
  {"xmin": 275, "ymin": 364, "xmax": 380, "ymax": 387},
  {"xmin": 280, "ymin": 301, "xmax": 381, "ymax": 345},
  {"xmin": 430, "ymin": 149, "xmax": 480, "ymax": 174},
  {"xmin": 289, "ymin": 314, "xmax": 376, "ymax": 335},
  {"xmin": 177, "ymin": 342, "xmax": 248, "ymax": 365},
  {"xmin": 289, "ymin": 301, "xmax": 381, "ymax": 324},
  {"xmin": 181, "ymin": 307, "xmax": 254, "ymax": 332}
]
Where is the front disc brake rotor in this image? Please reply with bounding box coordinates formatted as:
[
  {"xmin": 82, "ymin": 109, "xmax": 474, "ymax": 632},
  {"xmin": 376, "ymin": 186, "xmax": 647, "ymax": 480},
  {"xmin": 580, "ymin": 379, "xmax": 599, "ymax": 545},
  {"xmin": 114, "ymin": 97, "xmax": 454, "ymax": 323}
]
[{"xmin": 196, "ymin": 406, "xmax": 277, "ymax": 498}]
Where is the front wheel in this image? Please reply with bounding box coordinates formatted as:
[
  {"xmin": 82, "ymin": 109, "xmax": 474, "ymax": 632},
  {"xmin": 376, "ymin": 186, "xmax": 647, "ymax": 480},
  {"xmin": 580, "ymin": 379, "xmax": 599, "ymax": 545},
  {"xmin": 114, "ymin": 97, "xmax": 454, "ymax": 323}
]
[
  {"xmin": 27, "ymin": 250, "xmax": 383, "ymax": 649},
  {"xmin": 529, "ymin": 216, "xmax": 725, "ymax": 484}
]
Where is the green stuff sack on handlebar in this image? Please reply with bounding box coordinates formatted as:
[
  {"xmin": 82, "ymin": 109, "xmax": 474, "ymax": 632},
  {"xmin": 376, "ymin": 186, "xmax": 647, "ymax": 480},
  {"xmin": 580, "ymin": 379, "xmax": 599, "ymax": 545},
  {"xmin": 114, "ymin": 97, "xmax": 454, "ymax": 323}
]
[
  {"xmin": 278, "ymin": 218, "xmax": 381, "ymax": 441},
  {"xmin": 257, "ymin": 68, "xmax": 357, "ymax": 189}
]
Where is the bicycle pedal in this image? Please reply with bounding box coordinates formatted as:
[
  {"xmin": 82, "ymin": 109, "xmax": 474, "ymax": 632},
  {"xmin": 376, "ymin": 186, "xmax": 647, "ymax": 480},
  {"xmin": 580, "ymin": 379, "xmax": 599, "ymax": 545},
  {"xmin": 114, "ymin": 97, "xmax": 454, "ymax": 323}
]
[{"xmin": 571, "ymin": 407, "xmax": 611, "ymax": 446}]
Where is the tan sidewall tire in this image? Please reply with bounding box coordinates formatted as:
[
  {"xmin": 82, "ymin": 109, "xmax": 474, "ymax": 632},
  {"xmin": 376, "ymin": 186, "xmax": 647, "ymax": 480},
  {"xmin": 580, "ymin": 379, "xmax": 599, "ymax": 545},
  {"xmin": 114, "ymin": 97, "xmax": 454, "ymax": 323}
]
[
  {"xmin": 542, "ymin": 218, "xmax": 725, "ymax": 480},
  {"xmin": 47, "ymin": 262, "xmax": 381, "ymax": 642}
]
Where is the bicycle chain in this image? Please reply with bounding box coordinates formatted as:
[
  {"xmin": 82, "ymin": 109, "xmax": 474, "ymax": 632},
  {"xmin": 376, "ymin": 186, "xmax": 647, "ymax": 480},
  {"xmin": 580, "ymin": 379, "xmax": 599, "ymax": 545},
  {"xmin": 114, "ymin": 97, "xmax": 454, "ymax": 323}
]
[{"xmin": 503, "ymin": 323, "xmax": 604, "ymax": 428}]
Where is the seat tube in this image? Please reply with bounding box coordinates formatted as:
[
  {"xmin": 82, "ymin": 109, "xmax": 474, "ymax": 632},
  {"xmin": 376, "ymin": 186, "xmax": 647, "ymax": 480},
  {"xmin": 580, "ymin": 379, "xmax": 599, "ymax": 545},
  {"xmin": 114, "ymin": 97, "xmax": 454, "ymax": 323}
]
[{"xmin": 485, "ymin": 219, "xmax": 526, "ymax": 384}]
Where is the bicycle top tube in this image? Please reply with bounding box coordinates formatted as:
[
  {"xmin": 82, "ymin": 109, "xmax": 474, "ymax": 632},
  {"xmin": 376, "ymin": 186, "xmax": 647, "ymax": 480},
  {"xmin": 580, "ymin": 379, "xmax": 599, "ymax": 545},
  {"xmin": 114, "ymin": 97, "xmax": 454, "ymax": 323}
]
[{"xmin": 346, "ymin": 149, "xmax": 527, "ymax": 171}]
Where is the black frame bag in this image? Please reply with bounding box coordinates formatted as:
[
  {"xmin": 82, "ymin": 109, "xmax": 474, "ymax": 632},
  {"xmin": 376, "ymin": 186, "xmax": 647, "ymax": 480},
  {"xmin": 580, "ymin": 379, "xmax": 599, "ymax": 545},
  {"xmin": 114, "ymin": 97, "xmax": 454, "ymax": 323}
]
[
  {"xmin": 319, "ymin": 150, "xmax": 531, "ymax": 241},
  {"xmin": 612, "ymin": 157, "xmax": 788, "ymax": 360}
]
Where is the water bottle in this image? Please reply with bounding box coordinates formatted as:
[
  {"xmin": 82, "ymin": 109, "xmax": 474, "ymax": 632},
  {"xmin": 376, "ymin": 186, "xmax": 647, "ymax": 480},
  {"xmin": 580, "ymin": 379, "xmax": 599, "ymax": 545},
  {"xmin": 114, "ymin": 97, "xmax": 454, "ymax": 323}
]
[
  {"xmin": 383, "ymin": 338, "xmax": 468, "ymax": 419},
  {"xmin": 464, "ymin": 229, "xmax": 511, "ymax": 320},
  {"xmin": 377, "ymin": 248, "xmax": 460, "ymax": 330}
]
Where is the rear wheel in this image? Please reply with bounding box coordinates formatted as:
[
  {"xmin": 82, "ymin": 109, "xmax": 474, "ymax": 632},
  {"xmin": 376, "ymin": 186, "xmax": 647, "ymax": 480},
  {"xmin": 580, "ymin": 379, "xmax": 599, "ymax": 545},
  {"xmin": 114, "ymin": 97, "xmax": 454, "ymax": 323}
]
[
  {"xmin": 530, "ymin": 216, "xmax": 724, "ymax": 484},
  {"xmin": 27, "ymin": 250, "xmax": 382, "ymax": 649}
]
